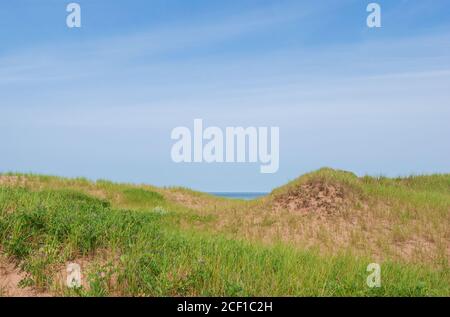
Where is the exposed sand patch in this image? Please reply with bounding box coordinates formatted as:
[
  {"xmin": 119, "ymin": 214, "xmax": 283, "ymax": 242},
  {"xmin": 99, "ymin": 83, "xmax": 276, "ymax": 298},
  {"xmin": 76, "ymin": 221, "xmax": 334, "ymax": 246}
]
[
  {"xmin": 272, "ymin": 180, "xmax": 356, "ymax": 215},
  {"xmin": 0, "ymin": 253, "xmax": 51, "ymax": 297},
  {"xmin": 0, "ymin": 176, "xmax": 27, "ymax": 187},
  {"xmin": 167, "ymin": 191, "xmax": 209, "ymax": 211}
]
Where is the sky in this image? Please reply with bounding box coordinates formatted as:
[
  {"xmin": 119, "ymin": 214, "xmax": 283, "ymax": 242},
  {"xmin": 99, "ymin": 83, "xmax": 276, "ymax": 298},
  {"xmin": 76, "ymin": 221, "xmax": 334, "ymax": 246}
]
[{"xmin": 1, "ymin": 0, "xmax": 449, "ymax": 192}]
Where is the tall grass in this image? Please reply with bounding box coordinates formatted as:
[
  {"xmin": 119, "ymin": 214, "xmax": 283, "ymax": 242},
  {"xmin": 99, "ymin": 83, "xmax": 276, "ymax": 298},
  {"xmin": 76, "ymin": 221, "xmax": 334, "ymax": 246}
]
[{"xmin": 0, "ymin": 186, "xmax": 449, "ymax": 296}]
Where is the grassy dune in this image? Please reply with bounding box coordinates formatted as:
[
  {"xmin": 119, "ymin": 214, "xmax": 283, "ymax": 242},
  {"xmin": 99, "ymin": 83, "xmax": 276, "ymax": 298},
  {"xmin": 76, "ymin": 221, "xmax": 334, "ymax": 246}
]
[{"xmin": 0, "ymin": 169, "xmax": 449, "ymax": 296}]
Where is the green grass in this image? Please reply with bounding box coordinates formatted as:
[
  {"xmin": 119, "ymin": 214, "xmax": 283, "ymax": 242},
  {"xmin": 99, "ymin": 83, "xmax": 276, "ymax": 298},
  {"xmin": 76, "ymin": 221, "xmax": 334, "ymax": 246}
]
[{"xmin": 0, "ymin": 183, "xmax": 449, "ymax": 296}]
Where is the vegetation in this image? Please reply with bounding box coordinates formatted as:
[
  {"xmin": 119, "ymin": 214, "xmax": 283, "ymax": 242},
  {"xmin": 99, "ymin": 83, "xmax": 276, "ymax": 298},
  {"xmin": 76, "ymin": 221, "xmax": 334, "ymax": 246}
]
[{"xmin": 0, "ymin": 169, "xmax": 449, "ymax": 296}]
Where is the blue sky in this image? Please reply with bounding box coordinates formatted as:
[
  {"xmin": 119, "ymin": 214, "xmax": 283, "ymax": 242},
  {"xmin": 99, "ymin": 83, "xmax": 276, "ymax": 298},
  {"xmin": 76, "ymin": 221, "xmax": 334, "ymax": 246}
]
[{"xmin": 1, "ymin": 0, "xmax": 449, "ymax": 191}]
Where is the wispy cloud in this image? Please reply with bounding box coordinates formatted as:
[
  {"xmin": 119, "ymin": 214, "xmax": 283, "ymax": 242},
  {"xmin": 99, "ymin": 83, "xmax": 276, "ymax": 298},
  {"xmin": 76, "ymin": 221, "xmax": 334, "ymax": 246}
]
[
  {"xmin": 1, "ymin": 1, "xmax": 449, "ymax": 190},
  {"xmin": 0, "ymin": 2, "xmax": 322, "ymax": 85}
]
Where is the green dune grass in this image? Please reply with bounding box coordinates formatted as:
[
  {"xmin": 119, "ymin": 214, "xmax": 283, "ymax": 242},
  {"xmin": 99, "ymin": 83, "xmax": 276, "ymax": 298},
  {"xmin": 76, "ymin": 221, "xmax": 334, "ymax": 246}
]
[{"xmin": 0, "ymin": 169, "xmax": 449, "ymax": 296}]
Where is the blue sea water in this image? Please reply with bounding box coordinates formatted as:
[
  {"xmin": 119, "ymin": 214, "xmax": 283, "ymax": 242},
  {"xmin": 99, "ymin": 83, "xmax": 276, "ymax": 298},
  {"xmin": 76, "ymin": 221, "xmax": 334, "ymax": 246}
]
[{"xmin": 210, "ymin": 192, "xmax": 268, "ymax": 200}]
